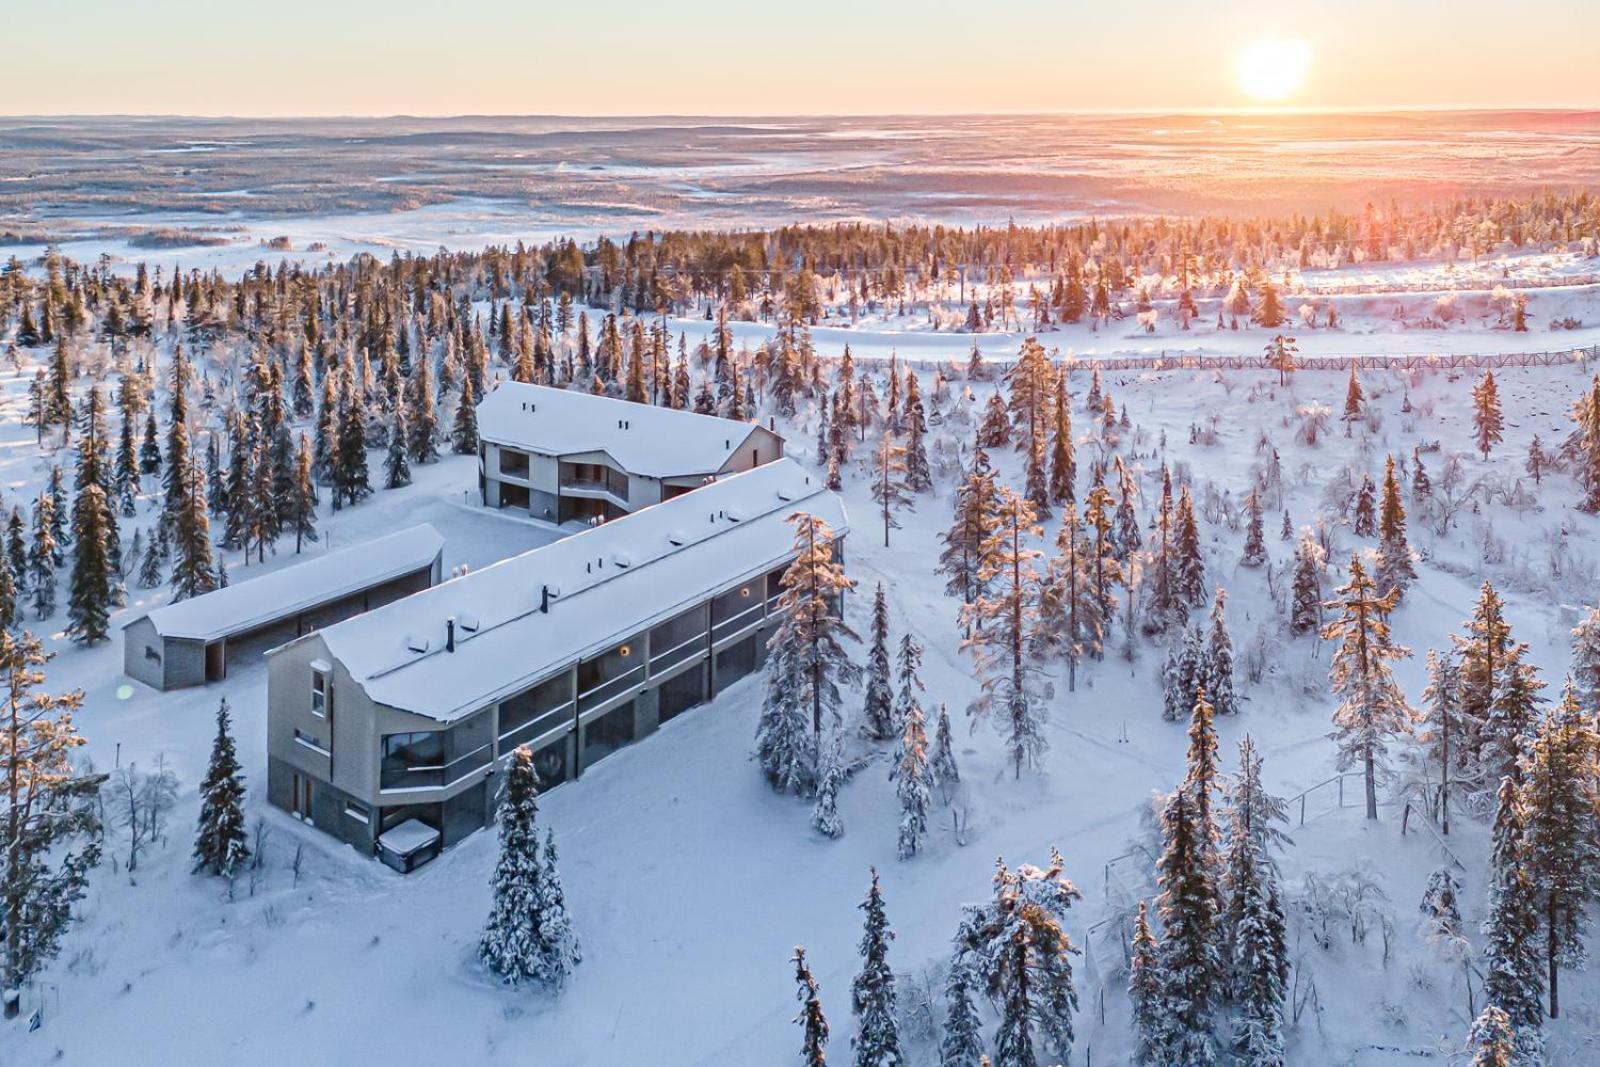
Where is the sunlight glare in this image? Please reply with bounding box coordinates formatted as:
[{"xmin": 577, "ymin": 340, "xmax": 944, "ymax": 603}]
[{"xmin": 1236, "ymin": 37, "xmax": 1312, "ymax": 103}]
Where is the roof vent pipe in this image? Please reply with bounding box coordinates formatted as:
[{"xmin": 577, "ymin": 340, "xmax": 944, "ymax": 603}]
[
  {"xmin": 540, "ymin": 585, "xmax": 551, "ymax": 614},
  {"xmin": 446, "ymin": 617, "xmax": 456, "ymax": 653}
]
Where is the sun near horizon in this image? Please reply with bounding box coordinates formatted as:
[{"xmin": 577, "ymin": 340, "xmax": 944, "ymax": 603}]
[{"xmin": 1236, "ymin": 37, "xmax": 1314, "ymax": 104}]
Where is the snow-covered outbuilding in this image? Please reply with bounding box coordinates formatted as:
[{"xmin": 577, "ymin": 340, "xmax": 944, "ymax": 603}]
[
  {"xmin": 265, "ymin": 459, "xmax": 846, "ymax": 870},
  {"xmin": 476, "ymin": 381, "xmax": 785, "ymax": 524},
  {"xmin": 122, "ymin": 525, "xmax": 446, "ymax": 691}
]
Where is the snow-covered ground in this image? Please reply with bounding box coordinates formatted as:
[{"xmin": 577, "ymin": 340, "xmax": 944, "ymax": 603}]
[{"xmin": 4, "ymin": 326, "xmax": 1599, "ymax": 1064}]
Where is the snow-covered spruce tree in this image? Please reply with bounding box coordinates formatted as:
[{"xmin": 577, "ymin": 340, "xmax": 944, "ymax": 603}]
[
  {"xmin": 1570, "ymin": 605, "xmax": 1600, "ymax": 712},
  {"xmin": 0, "ymin": 554, "xmax": 16, "ymax": 632},
  {"xmin": 793, "ymin": 946, "xmax": 830, "ymax": 1067},
  {"xmin": 1128, "ymin": 899, "xmax": 1168, "ymax": 1065},
  {"xmin": 1142, "ymin": 467, "xmax": 1184, "ymax": 636},
  {"xmin": 383, "ymin": 402, "xmax": 412, "ymax": 489},
  {"xmin": 193, "ymin": 697, "xmax": 250, "ymax": 878},
  {"xmin": 1288, "ymin": 527, "xmax": 1324, "ymax": 636},
  {"xmin": 904, "ymin": 374, "xmax": 932, "ymax": 494},
  {"xmin": 1323, "ymin": 556, "xmax": 1413, "ymax": 820},
  {"xmin": 1480, "ymin": 641, "xmax": 1544, "ymax": 791},
  {"xmin": 1341, "ymin": 363, "xmax": 1364, "ymax": 424},
  {"xmin": 1034, "ymin": 504, "xmax": 1103, "ymax": 692},
  {"xmin": 1352, "ymin": 474, "xmax": 1377, "ymax": 538},
  {"xmin": 65, "ymin": 482, "xmax": 113, "ymax": 645},
  {"xmin": 137, "ymin": 522, "xmax": 167, "ymax": 589},
  {"xmin": 1472, "ymin": 369, "xmax": 1504, "ymax": 461},
  {"xmin": 1223, "ymin": 741, "xmax": 1290, "ymax": 1067},
  {"xmin": 333, "ymin": 379, "xmax": 372, "ymax": 508},
  {"xmin": 407, "ymin": 355, "xmax": 440, "ymax": 464},
  {"xmin": 940, "ymin": 447, "xmax": 999, "ymax": 621},
  {"xmin": 1047, "ymin": 377, "xmax": 1074, "ymax": 506},
  {"xmin": 1372, "ymin": 456, "xmax": 1416, "ymax": 603},
  {"xmin": 1453, "ymin": 581, "xmax": 1513, "ymax": 782},
  {"xmin": 941, "ymin": 959, "xmax": 985, "ymax": 1067},
  {"xmin": 960, "ymin": 487, "xmax": 1051, "ymax": 778},
  {"xmin": 1240, "ymin": 488, "xmax": 1267, "ymax": 568},
  {"xmin": 812, "ymin": 723, "xmax": 847, "ymax": 839},
  {"xmin": 1173, "ymin": 486, "xmax": 1205, "ymax": 609},
  {"xmin": 1520, "ymin": 684, "xmax": 1599, "ymax": 1019},
  {"xmin": 1203, "ymin": 588, "xmax": 1239, "ymax": 717},
  {"xmin": 872, "ymin": 431, "xmax": 912, "ymax": 548},
  {"xmin": 892, "ymin": 703, "xmax": 932, "ymax": 860},
  {"xmin": 1081, "ymin": 480, "xmax": 1123, "ymax": 635},
  {"xmin": 1465, "ymin": 1005, "xmax": 1516, "ymax": 1067},
  {"xmin": 893, "ymin": 633, "xmax": 925, "ymax": 736},
  {"xmin": 851, "ymin": 869, "xmax": 903, "ymax": 1067},
  {"xmin": 1481, "ymin": 777, "xmax": 1545, "ymax": 1055},
  {"xmin": 479, "ymin": 745, "xmax": 579, "ymax": 991},
  {"xmin": 977, "ymin": 391, "xmax": 1011, "ymax": 449},
  {"xmin": 1111, "ymin": 458, "xmax": 1142, "ymax": 563},
  {"xmin": 288, "ymin": 433, "xmax": 319, "ymax": 553},
  {"xmin": 783, "ymin": 512, "xmax": 859, "ymax": 737},
  {"xmin": 452, "ymin": 372, "xmax": 480, "ymax": 455},
  {"xmin": 1162, "ymin": 624, "xmax": 1204, "ymax": 724},
  {"xmin": 862, "ymin": 583, "xmax": 895, "ymax": 741},
  {"xmin": 0, "ymin": 630, "xmax": 102, "ymax": 1019},
  {"xmin": 537, "ymin": 829, "xmax": 580, "ymax": 981},
  {"xmin": 1004, "ymin": 338, "xmax": 1054, "ymax": 449},
  {"xmin": 951, "ymin": 850, "xmax": 1081, "ymax": 1066},
  {"xmin": 27, "ymin": 494, "xmax": 57, "ymax": 620},
  {"xmin": 1155, "ymin": 786, "xmax": 1223, "ymax": 1066},
  {"xmin": 756, "ymin": 636, "xmax": 816, "ymax": 795},
  {"xmin": 169, "ymin": 448, "xmax": 217, "ymax": 602},
  {"xmin": 930, "ymin": 702, "xmax": 960, "ymax": 798}
]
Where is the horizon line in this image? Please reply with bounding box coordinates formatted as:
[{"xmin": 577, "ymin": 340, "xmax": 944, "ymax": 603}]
[{"xmin": 2, "ymin": 103, "xmax": 1598, "ymax": 123}]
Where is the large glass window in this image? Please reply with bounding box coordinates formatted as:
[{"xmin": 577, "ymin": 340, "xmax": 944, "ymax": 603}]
[
  {"xmin": 381, "ymin": 731, "xmax": 444, "ymax": 789},
  {"xmin": 531, "ymin": 736, "xmax": 570, "ymax": 793},
  {"xmin": 658, "ymin": 667, "xmax": 706, "ymax": 725},
  {"xmin": 582, "ymin": 701, "xmax": 636, "ymax": 770},
  {"xmin": 498, "ymin": 449, "xmax": 530, "ymax": 477},
  {"xmin": 649, "ymin": 606, "xmax": 707, "ymax": 675},
  {"xmin": 499, "ymin": 672, "xmax": 575, "ymax": 750}
]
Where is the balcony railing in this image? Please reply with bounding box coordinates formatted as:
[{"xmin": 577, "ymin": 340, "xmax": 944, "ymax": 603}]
[
  {"xmin": 379, "ymin": 740, "xmax": 493, "ymax": 793},
  {"xmin": 577, "ymin": 664, "xmax": 646, "ymax": 714},
  {"xmin": 498, "ymin": 700, "xmax": 576, "ymax": 754},
  {"xmin": 649, "ymin": 632, "xmax": 708, "ymax": 677},
  {"xmin": 711, "ymin": 601, "xmax": 766, "ymax": 646}
]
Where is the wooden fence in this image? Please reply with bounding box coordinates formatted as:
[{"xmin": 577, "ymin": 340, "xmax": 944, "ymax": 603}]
[{"xmin": 860, "ymin": 344, "xmax": 1599, "ymax": 375}]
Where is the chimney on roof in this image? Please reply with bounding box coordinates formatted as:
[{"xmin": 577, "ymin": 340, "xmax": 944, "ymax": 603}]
[{"xmin": 446, "ymin": 617, "xmax": 456, "ymax": 653}]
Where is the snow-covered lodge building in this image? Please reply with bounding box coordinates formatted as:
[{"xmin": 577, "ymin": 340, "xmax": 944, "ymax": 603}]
[
  {"xmin": 122, "ymin": 525, "xmax": 445, "ymax": 691},
  {"xmin": 476, "ymin": 382, "xmax": 785, "ymax": 524},
  {"xmin": 265, "ymin": 459, "xmax": 846, "ymax": 871}
]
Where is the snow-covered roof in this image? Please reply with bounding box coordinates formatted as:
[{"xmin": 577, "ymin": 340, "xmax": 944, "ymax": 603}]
[
  {"xmin": 302, "ymin": 459, "xmax": 846, "ymax": 722},
  {"xmin": 127, "ymin": 524, "xmax": 445, "ymax": 642},
  {"xmin": 476, "ymin": 381, "xmax": 775, "ymax": 478}
]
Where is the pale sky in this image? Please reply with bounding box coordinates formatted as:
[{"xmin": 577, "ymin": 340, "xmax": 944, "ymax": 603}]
[{"xmin": 8, "ymin": 0, "xmax": 1597, "ymax": 116}]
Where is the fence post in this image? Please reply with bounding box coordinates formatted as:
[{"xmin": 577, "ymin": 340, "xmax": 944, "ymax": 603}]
[
  {"xmin": 1299, "ymin": 793, "xmax": 1306, "ymax": 826},
  {"xmin": 1338, "ymin": 775, "xmax": 1344, "ymax": 808}
]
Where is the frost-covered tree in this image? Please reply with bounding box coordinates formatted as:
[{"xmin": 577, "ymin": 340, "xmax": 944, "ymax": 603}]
[
  {"xmin": 892, "ymin": 703, "xmax": 932, "ymax": 860},
  {"xmin": 961, "ymin": 488, "xmax": 1051, "ymax": 778},
  {"xmin": 1473, "ymin": 370, "xmax": 1504, "ymax": 461},
  {"xmin": 1162, "ymin": 624, "xmax": 1205, "ymax": 724},
  {"xmin": 452, "ymin": 373, "xmax": 480, "ymax": 455},
  {"xmin": 1520, "ymin": 684, "xmax": 1599, "ymax": 1019},
  {"xmin": 862, "ymin": 584, "xmax": 895, "ymax": 741},
  {"xmin": 940, "ymin": 448, "xmax": 999, "ymax": 619},
  {"xmin": 1352, "ymin": 474, "xmax": 1376, "ymax": 537},
  {"xmin": 168, "ymin": 447, "xmax": 216, "ymax": 602},
  {"xmin": 1047, "ymin": 378, "xmax": 1074, "ymax": 506},
  {"xmin": 930, "ymin": 702, "xmax": 960, "ymax": 798},
  {"xmin": 1155, "ymin": 786, "xmax": 1223, "ymax": 1065},
  {"xmin": 872, "ymin": 431, "xmax": 912, "ymax": 547},
  {"xmin": 1129, "ymin": 900, "xmax": 1167, "ymax": 1065},
  {"xmin": 977, "ymin": 391, "xmax": 1011, "ymax": 449},
  {"xmin": 904, "ymin": 375, "xmax": 932, "ymax": 494},
  {"xmin": 1465, "ymin": 1005, "xmax": 1516, "ymax": 1067},
  {"xmin": 1240, "ymin": 488, "xmax": 1267, "ymax": 568},
  {"xmin": 479, "ymin": 745, "xmax": 580, "ymax": 990},
  {"xmin": 1202, "ymin": 589, "xmax": 1239, "ymax": 717},
  {"xmin": 1323, "ymin": 556, "xmax": 1412, "ymax": 820},
  {"xmin": 1173, "ymin": 486, "xmax": 1206, "ymax": 609},
  {"xmin": 1035, "ymin": 504, "xmax": 1103, "ymax": 691},
  {"xmin": 1223, "ymin": 741, "xmax": 1289, "ymax": 1067},
  {"xmin": 1143, "ymin": 467, "xmax": 1183, "ymax": 636},
  {"xmin": 1482, "ymin": 777, "xmax": 1544, "ymax": 1053},
  {"xmin": 65, "ymin": 483, "xmax": 113, "ymax": 645},
  {"xmin": 383, "ymin": 403, "xmax": 412, "ymax": 489},
  {"xmin": 794, "ymin": 946, "xmax": 830, "ymax": 1067},
  {"xmin": 952, "ymin": 850, "xmax": 1081, "ymax": 1067},
  {"xmin": 192, "ymin": 697, "xmax": 250, "ymax": 878},
  {"xmin": 0, "ymin": 630, "xmax": 101, "ymax": 1018},
  {"xmin": 851, "ymin": 870, "xmax": 903, "ymax": 1066},
  {"xmin": 27, "ymin": 494, "xmax": 57, "ymax": 620},
  {"xmin": 812, "ymin": 724, "xmax": 847, "ymax": 839},
  {"xmin": 1569, "ymin": 605, "xmax": 1600, "ymax": 713},
  {"xmin": 941, "ymin": 960, "xmax": 985, "ymax": 1067},
  {"xmin": 1481, "ymin": 642, "xmax": 1543, "ymax": 791},
  {"xmin": 288, "ymin": 433, "xmax": 319, "ymax": 553},
  {"xmin": 1375, "ymin": 455, "xmax": 1416, "ymax": 600}
]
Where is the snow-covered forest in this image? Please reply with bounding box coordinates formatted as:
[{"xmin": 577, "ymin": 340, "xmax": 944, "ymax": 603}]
[{"xmin": 4, "ymin": 195, "xmax": 1600, "ymax": 1065}]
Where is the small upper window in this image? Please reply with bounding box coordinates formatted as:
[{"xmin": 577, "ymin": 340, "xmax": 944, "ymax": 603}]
[{"xmin": 311, "ymin": 670, "xmax": 328, "ymax": 717}]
